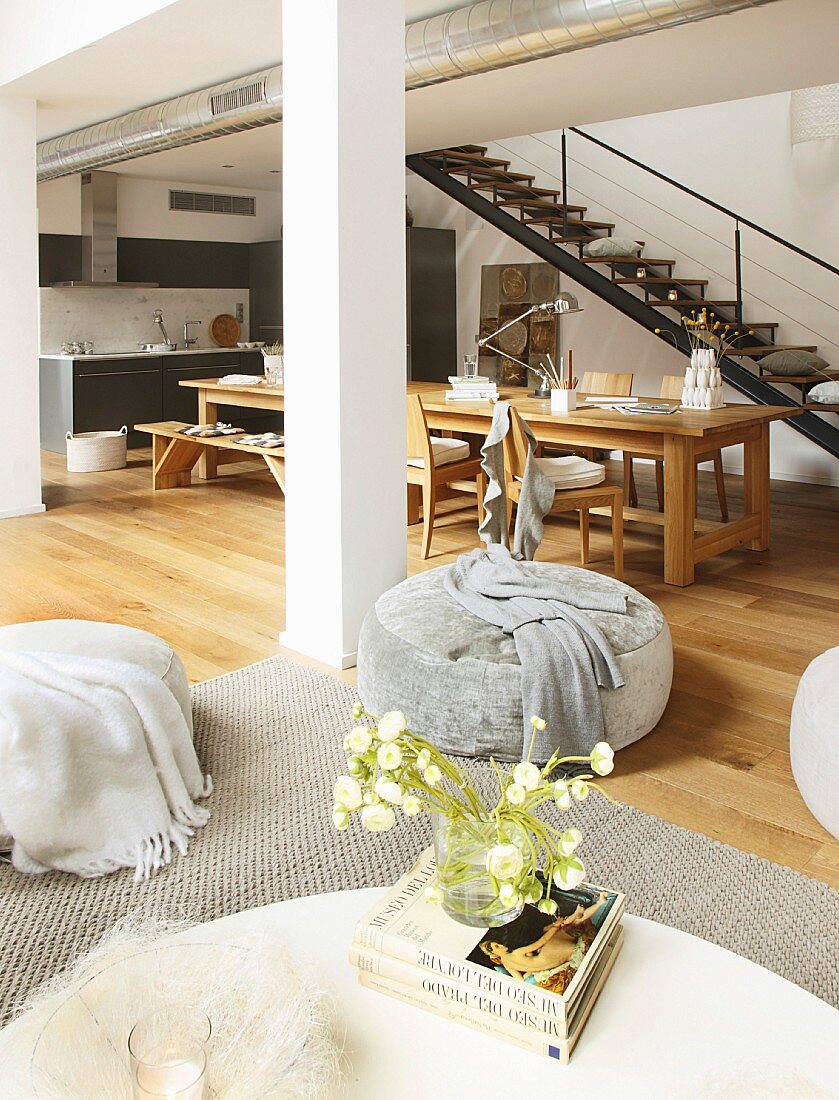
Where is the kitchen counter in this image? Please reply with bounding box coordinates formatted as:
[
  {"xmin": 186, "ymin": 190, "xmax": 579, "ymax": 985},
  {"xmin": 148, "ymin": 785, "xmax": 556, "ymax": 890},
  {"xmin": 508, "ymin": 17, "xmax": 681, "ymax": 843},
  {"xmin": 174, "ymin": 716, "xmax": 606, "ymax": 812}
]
[{"xmin": 40, "ymin": 346, "xmax": 259, "ymax": 361}]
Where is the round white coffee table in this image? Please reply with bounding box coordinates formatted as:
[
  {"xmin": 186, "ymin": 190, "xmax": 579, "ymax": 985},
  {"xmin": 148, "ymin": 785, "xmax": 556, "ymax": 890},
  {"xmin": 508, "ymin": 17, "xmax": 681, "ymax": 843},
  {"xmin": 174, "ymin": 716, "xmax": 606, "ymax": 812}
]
[{"xmin": 1, "ymin": 888, "xmax": 837, "ymax": 1097}]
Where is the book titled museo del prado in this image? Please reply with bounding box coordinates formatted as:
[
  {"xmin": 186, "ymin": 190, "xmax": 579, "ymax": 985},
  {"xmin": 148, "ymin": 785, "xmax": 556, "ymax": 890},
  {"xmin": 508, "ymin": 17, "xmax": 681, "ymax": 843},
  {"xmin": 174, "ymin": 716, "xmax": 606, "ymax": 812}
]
[{"xmin": 352, "ymin": 847, "xmax": 625, "ymax": 1027}]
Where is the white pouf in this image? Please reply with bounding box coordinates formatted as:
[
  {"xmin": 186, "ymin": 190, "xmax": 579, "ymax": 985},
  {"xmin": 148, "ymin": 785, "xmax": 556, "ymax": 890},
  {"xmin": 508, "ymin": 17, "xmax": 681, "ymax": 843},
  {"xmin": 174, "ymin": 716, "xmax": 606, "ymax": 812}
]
[
  {"xmin": 790, "ymin": 647, "xmax": 839, "ymax": 840},
  {"xmin": 0, "ymin": 620, "xmax": 192, "ymax": 734}
]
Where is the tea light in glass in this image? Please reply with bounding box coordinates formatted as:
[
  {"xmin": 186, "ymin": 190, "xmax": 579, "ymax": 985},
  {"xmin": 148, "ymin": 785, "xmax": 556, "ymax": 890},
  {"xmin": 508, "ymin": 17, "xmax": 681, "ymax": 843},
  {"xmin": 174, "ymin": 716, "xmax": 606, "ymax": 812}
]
[
  {"xmin": 667, "ymin": 288, "xmax": 679, "ymax": 301},
  {"xmin": 636, "ymin": 266, "xmax": 646, "ymax": 279},
  {"xmin": 128, "ymin": 1008, "xmax": 211, "ymax": 1100}
]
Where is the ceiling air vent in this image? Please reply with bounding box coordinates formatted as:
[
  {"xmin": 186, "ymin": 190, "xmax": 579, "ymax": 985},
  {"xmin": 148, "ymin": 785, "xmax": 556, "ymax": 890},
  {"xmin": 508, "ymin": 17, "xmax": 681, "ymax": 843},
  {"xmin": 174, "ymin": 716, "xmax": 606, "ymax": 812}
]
[
  {"xmin": 210, "ymin": 80, "xmax": 267, "ymax": 117},
  {"xmin": 169, "ymin": 190, "xmax": 256, "ymax": 216}
]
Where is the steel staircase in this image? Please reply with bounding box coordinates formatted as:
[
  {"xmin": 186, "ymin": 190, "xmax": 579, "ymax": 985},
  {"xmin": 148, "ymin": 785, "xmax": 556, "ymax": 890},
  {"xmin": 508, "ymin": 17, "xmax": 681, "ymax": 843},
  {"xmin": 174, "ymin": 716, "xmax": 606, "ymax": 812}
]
[{"xmin": 406, "ymin": 139, "xmax": 839, "ymax": 460}]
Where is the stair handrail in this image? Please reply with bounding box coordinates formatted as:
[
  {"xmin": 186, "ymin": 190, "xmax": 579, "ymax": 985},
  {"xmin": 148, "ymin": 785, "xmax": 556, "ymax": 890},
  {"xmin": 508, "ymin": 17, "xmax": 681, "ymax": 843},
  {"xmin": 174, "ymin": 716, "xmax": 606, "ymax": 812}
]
[{"xmin": 569, "ymin": 126, "xmax": 839, "ymax": 279}]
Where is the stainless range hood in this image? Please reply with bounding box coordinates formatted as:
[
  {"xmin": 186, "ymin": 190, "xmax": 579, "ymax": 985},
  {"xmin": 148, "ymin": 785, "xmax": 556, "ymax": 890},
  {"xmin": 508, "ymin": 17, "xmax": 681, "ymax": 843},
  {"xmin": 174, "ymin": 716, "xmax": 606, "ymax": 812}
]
[{"xmin": 51, "ymin": 170, "xmax": 157, "ymax": 288}]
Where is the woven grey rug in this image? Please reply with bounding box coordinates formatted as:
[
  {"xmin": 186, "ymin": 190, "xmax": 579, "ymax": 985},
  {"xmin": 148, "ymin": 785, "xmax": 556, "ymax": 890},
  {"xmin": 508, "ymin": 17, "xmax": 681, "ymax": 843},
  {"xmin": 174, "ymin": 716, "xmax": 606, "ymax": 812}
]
[{"xmin": 1, "ymin": 655, "xmax": 837, "ymax": 1027}]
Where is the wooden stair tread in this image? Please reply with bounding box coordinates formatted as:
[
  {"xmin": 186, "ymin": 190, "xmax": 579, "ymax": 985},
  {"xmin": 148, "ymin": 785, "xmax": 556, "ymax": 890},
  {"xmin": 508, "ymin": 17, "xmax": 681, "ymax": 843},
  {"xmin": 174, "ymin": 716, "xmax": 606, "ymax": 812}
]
[
  {"xmin": 737, "ymin": 321, "xmax": 780, "ymax": 330},
  {"xmin": 477, "ymin": 182, "xmax": 566, "ymax": 198},
  {"xmin": 803, "ymin": 402, "xmax": 839, "ymax": 410},
  {"xmin": 449, "ymin": 167, "xmax": 535, "ymax": 183},
  {"xmin": 424, "ymin": 147, "xmax": 492, "ymax": 162},
  {"xmin": 651, "ymin": 299, "xmax": 738, "ymax": 308},
  {"xmin": 613, "ymin": 276, "xmax": 709, "ymax": 286},
  {"xmin": 728, "ymin": 345, "xmax": 818, "ymax": 357},
  {"xmin": 525, "ymin": 217, "xmax": 615, "ymax": 230},
  {"xmin": 759, "ymin": 372, "xmax": 838, "ymax": 383},
  {"xmin": 495, "ymin": 196, "xmax": 586, "ymax": 211},
  {"xmin": 579, "ymin": 256, "xmax": 675, "ymax": 267}
]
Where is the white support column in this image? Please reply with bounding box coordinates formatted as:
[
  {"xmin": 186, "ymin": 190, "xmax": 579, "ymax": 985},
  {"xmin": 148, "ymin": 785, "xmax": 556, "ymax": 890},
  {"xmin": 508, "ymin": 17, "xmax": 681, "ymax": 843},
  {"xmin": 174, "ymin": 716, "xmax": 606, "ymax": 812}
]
[
  {"xmin": 281, "ymin": 0, "xmax": 406, "ymax": 669},
  {"xmin": 0, "ymin": 97, "xmax": 43, "ymax": 520}
]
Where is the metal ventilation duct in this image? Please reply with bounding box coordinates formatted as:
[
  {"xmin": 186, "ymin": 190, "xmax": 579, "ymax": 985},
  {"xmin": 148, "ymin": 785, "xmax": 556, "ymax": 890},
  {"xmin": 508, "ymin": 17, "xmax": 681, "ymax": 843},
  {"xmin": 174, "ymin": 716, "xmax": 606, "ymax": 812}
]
[{"xmin": 37, "ymin": 0, "xmax": 774, "ymax": 181}]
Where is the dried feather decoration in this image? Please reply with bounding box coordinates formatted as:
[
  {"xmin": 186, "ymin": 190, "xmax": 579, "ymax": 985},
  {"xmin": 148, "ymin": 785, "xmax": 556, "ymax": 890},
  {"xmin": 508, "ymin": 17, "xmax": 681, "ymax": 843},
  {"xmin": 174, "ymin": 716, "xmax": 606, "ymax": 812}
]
[{"xmin": 9, "ymin": 918, "xmax": 343, "ymax": 1099}]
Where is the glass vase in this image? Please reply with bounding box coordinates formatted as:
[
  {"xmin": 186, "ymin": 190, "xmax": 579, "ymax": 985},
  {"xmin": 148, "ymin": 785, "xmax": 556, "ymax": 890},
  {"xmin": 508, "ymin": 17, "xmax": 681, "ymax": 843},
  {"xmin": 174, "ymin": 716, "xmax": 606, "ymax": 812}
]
[{"xmin": 431, "ymin": 814, "xmax": 526, "ymax": 928}]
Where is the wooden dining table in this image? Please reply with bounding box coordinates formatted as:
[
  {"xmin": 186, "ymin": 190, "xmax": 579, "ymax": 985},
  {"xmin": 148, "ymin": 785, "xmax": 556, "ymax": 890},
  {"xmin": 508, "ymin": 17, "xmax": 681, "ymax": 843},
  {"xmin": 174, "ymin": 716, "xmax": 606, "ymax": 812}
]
[{"xmin": 179, "ymin": 377, "xmax": 801, "ymax": 586}]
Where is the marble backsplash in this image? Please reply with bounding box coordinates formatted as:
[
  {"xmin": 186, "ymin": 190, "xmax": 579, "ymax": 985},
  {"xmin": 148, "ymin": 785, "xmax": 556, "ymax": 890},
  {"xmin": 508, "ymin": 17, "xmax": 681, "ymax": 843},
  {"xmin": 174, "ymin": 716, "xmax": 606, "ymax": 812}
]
[{"xmin": 40, "ymin": 287, "xmax": 250, "ymax": 354}]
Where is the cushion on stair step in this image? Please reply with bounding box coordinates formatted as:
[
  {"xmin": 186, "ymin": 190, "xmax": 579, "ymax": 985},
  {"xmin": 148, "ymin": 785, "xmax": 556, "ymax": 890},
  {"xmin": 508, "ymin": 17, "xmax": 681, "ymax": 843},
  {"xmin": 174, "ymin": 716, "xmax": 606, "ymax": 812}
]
[
  {"xmin": 758, "ymin": 349, "xmax": 829, "ymax": 376},
  {"xmin": 807, "ymin": 380, "xmax": 839, "ymax": 404},
  {"xmin": 583, "ymin": 237, "xmax": 643, "ymax": 258}
]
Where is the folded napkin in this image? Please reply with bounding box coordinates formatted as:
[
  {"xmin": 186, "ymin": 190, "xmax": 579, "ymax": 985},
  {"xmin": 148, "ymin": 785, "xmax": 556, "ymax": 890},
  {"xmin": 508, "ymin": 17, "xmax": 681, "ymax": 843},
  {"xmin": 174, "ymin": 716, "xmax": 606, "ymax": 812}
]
[{"xmin": 218, "ymin": 374, "xmax": 262, "ymax": 385}]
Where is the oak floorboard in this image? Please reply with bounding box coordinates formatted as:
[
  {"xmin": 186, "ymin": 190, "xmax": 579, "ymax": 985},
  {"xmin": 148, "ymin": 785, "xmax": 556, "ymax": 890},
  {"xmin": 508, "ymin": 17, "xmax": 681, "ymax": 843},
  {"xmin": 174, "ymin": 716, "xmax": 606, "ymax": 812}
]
[{"xmin": 1, "ymin": 449, "xmax": 837, "ymax": 887}]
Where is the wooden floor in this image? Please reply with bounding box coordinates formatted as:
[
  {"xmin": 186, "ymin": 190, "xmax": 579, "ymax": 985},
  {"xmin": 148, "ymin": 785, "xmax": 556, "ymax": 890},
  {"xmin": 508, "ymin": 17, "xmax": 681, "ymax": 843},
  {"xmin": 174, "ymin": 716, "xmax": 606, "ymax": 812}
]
[{"xmin": 3, "ymin": 449, "xmax": 839, "ymax": 889}]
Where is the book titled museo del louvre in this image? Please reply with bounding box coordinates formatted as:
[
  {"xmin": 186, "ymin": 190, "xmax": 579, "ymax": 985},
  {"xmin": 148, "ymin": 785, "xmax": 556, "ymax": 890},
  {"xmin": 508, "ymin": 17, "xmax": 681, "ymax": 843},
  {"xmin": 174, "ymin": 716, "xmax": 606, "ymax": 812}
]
[{"xmin": 353, "ymin": 847, "xmax": 625, "ymax": 1024}]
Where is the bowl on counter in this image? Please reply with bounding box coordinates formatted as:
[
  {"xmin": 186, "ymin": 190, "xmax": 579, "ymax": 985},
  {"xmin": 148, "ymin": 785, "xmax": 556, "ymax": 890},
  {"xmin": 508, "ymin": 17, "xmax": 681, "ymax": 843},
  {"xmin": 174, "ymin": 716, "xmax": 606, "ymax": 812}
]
[{"xmin": 236, "ymin": 341, "xmax": 266, "ymax": 349}]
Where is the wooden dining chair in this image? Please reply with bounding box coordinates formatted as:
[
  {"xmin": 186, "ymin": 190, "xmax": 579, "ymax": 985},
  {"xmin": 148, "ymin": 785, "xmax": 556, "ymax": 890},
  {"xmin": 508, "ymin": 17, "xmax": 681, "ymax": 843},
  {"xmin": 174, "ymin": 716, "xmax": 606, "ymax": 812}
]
[
  {"xmin": 580, "ymin": 371, "xmax": 634, "ymax": 398},
  {"xmin": 543, "ymin": 370, "xmax": 635, "ymax": 461},
  {"xmin": 406, "ymin": 394, "xmax": 487, "ymax": 559},
  {"xmin": 623, "ymin": 375, "xmax": 729, "ymax": 520},
  {"xmin": 504, "ymin": 406, "xmax": 624, "ymax": 579}
]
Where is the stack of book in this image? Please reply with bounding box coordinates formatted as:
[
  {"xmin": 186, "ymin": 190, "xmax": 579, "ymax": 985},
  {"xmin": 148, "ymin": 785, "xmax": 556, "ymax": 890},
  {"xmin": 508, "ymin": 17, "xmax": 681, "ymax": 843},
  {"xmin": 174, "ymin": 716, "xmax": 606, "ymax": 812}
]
[
  {"xmin": 445, "ymin": 375, "xmax": 498, "ymax": 402},
  {"xmin": 350, "ymin": 848, "xmax": 625, "ymax": 1063}
]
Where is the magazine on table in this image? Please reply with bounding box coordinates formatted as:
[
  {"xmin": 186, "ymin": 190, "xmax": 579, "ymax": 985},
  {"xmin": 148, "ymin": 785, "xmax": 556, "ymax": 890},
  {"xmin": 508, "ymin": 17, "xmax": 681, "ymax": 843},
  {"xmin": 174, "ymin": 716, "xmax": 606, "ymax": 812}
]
[{"xmin": 353, "ymin": 847, "xmax": 624, "ymax": 1022}]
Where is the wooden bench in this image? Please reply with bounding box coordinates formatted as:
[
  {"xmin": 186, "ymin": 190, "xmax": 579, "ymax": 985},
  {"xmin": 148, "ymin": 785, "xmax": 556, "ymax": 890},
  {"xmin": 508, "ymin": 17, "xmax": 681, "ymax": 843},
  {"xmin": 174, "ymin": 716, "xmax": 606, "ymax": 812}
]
[{"xmin": 134, "ymin": 421, "xmax": 285, "ymax": 492}]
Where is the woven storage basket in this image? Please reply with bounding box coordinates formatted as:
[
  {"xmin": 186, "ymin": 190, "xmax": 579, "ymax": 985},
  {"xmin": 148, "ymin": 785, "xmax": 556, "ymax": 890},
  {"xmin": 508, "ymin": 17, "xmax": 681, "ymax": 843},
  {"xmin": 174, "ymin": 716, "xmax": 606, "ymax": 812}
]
[{"xmin": 65, "ymin": 426, "xmax": 128, "ymax": 472}]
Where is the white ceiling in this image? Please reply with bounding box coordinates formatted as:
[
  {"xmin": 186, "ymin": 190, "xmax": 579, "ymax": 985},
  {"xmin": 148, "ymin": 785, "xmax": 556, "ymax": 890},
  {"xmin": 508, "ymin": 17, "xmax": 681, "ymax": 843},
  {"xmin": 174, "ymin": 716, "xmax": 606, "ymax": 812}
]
[{"xmin": 10, "ymin": 0, "xmax": 839, "ymax": 191}]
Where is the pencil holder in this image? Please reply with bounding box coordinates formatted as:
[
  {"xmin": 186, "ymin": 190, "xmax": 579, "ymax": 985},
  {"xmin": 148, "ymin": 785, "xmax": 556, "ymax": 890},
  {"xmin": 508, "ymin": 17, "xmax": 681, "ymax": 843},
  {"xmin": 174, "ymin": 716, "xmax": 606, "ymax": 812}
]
[{"xmin": 550, "ymin": 388, "xmax": 577, "ymax": 414}]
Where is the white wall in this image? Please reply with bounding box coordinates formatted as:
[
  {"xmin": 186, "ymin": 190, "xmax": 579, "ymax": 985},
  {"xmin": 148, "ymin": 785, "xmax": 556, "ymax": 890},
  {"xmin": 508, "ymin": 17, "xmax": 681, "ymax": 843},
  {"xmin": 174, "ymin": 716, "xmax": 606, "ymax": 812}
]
[
  {"xmin": 407, "ymin": 90, "xmax": 839, "ymax": 486},
  {"xmin": 38, "ymin": 173, "xmax": 282, "ymax": 243},
  {"xmin": 0, "ymin": 97, "xmax": 43, "ymax": 519}
]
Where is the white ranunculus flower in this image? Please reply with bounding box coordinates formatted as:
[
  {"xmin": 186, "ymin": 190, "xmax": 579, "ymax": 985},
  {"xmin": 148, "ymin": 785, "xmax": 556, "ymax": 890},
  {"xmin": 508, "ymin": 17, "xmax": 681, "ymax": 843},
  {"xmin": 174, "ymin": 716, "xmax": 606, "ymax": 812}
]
[
  {"xmin": 424, "ymin": 764, "xmax": 442, "ymax": 787},
  {"xmin": 537, "ymin": 897, "xmax": 558, "ymax": 916},
  {"xmin": 361, "ymin": 802, "xmax": 396, "ymax": 832},
  {"xmin": 559, "ymin": 827, "xmax": 583, "ymax": 856},
  {"xmin": 424, "ymin": 883, "xmax": 443, "ymax": 903},
  {"xmin": 506, "ymin": 783, "xmax": 526, "ymax": 806},
  {"xmin": 347, "ymin": 725, "xmax": 373, "ymax": 754},
  {"xmin": 333, "ymin": 775, "xmax": 363, "ymax": 811},
  {"xmin": 377, "ymin": 710, "xmax": 407, "ymax": 742},
  {"xmin": 352, "ymin": 702, "xmax": 364, "ymax": 720},
  {"xmin": 374, "ymin": 777, "xmax": 405, "ymax": 805},
  {"xmin": 590, "ymin": 741, "xmax": 615, "ymax": 776},
  {"xmin": 332, "ymin": 805, "xmax": 350, "ymax": 831},
  {"xmin": 486, "ymin": 843, "xmax": 524, "ymax": 882},
  {"xmin": 347, "ymin": 756, "xmax": 366, "ymax": 778},
  {"xmin": 553, "ymin": 781, "xmax": 571, "ymax": 810},
  {"xmin": 530, "ymin": 715, "xmax": 547, "ymax": 731},
  {"xmin": 402, "ymin": 795, "xmax": 422, "ymax": 816},
  {"xmin": 570, "ymin": 779, "xmax": 589, "ymax": 801},
  {"xmin": 553, "ymin": 857, "xmax": 586, "ymax": 891},
  {"xmin": 513, "ymin": 761, "xmax": 541, "ymax": 792},
  {"xmin": 415, "ymin": 748, "xmax": 432, "ymax": 772},
  {"xmin": 377, "ymin": 742, "xmax": 403, "ymax": 770},
  {"xmin": 498, "ymin": 883, "xmax": 522, "ymax": 908}
]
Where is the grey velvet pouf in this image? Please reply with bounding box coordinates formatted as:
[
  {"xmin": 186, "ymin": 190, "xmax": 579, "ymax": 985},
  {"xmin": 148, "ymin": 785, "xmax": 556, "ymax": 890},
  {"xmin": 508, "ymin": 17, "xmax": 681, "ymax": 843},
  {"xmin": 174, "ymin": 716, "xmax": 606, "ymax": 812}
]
[{"xmin": 357, "ymin": 563, "xmax": 672, "ymax": 762}]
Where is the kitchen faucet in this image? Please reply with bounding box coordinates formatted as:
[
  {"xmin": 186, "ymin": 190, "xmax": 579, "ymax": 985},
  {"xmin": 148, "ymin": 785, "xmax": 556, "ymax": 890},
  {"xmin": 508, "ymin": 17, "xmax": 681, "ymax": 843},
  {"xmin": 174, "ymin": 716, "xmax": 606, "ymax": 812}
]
[
  {"xmin": 152, "ymin": 309, "xmax": 173, "ymax": 348},
  {"xmin": 184, "ymin": 320, "xmax": 202, "ymax": 349}
]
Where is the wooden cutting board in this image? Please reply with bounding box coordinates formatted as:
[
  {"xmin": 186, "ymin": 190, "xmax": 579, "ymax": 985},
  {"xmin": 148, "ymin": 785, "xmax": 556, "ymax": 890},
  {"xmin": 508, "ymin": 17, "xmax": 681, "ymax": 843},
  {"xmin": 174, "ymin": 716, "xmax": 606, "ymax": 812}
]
[{"xmin": 209, "ymin": 314, "xmax": 241, "ymax": 347}]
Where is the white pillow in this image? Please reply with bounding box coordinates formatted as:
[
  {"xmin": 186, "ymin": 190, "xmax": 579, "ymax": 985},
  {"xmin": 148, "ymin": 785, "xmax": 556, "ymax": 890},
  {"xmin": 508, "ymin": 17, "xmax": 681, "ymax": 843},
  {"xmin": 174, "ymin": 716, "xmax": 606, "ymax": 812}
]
[
  {"xmin": 808, "ymin": 380, "xmax": 839, "ymax": 404},
  {"xmin": 582, "ymin": 237, "xmax": 643, "ymax": 259}
]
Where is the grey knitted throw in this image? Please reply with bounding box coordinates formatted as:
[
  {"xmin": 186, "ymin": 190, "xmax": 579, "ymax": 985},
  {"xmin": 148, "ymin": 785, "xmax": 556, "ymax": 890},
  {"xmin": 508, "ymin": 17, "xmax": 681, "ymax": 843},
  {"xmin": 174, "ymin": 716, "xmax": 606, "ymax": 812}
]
[
  {"xmin": 445, "ymin": 545, "xmax": 626, "ymax": 760},
  {"xmin": 478, "ymin": 400, "xmax": 555, "ymax": 560}
]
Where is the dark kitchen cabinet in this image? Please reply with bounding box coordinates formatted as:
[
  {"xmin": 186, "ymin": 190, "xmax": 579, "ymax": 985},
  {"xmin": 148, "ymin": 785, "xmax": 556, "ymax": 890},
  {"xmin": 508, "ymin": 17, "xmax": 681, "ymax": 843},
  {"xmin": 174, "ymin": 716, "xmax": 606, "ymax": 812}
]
[
  {"xmin": 249, "ymin": 240, "xmax": 283, "ymax": 345},
  {"xmin": 40, "ymin": 351, "xmax": 279, "ymax": 454},
  {"xmin": 72, "ymin": 358, "xmax": 162, "ymax": 449},
  {"xmin": 406, "ymin": 227, "xmax": 457, "ymax": 383}
]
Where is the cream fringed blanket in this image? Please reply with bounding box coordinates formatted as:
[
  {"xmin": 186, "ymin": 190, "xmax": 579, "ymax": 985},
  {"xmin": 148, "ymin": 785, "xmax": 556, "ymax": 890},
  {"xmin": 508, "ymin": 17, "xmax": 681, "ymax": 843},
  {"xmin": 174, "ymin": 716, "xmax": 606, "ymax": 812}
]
[{"xmin": 0, "ymin": 651, "xmax": 212, "ymax": 881}]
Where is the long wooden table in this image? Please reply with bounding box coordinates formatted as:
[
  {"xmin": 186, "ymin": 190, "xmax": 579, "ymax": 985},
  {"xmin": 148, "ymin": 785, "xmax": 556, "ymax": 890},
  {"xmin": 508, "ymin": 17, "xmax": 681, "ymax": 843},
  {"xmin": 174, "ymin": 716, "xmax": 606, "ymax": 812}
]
[{"xmin": 179, "ymin": 377, "xmax": 801, "ymax": 586}]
